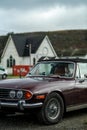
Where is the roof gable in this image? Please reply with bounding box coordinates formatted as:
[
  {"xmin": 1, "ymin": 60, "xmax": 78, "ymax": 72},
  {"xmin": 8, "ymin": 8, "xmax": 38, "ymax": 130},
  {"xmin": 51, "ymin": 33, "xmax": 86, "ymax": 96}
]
[
  {"xmin": 0, "ymin": 35, "xmax": 8, "ymax": 56},
  {"xmin": 11, "ymin": 34, "xmax": 45, "ymax": 56},
  {"xmin": 11, "ymin": 34, "xmax": 27, "ymax": 56},
  {"xmin": 24, "ymin": 35, "xmax": 45, "ymax": 56}
]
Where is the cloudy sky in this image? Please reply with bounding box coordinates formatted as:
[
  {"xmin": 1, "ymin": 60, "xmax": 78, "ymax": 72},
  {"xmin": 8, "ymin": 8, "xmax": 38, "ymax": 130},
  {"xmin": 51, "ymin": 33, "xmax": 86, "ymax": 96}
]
[{"xmin": 0, "ymin": 0, "xmax": 87, "ymax": 35}]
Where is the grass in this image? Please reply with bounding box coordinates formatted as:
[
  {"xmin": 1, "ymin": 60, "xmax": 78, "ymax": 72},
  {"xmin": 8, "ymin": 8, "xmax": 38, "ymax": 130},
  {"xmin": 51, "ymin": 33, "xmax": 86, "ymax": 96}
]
[{"xmin": 7, "ymin": 75, "xmax": 24, "ymax": 79}]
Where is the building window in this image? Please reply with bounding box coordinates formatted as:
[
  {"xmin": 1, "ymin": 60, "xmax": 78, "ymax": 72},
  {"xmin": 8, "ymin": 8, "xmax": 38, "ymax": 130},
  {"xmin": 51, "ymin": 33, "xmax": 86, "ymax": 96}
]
[
  {"xmin": 7, "ymin": 55, "xmax": 16, "ymax": 68},
  {"xmin": 33, "ymin": 58, "xmax": 36, "ymax": 65},
  {"xmin": 7, "ymin": 59, "xmax": 9, "ymax": 67}
]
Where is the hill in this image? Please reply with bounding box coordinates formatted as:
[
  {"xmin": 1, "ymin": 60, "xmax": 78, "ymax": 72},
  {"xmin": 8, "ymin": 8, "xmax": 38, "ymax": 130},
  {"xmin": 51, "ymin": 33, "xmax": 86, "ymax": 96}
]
[{"xmin": 0, "ymin": 30, "xmax": 87, "ymax": 57}]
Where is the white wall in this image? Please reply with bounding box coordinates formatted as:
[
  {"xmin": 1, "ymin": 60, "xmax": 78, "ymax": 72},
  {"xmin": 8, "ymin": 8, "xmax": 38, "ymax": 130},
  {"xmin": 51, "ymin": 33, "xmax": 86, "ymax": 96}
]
[
  {"xmin": 1, "ymin": 35, "xmax": 57, "ymax": 74},
  {"xmin": 35, "ymin": 36, "xmax": 57, "ymax": 62},
  {"xmin": 1, "ymin": 36, "xmax": 21, "ymax": 74},
  {"xmin": 21, "ymin": 57, "xmax": 31, "ymax": 65}
]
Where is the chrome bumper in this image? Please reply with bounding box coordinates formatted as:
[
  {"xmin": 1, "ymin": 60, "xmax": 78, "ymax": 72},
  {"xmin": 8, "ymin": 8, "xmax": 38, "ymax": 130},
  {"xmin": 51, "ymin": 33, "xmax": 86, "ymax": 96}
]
[{"xmin": 0, "ymin": 100, "xmax": 43, "ymax": 110}]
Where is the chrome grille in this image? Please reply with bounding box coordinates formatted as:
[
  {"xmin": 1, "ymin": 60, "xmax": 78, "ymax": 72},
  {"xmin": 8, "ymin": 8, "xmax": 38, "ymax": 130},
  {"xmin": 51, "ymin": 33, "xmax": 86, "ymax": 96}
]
[{"xmin": 0, "ymin": 88, "xmax": 10, "ymax": 99}]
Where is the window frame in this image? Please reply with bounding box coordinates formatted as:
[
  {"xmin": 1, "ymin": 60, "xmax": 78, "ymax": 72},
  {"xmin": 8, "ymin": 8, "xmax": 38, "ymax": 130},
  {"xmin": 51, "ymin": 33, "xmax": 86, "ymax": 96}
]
[{"xmin": 76, "ymin": 62, "xmax": 87, "ymax": 79}]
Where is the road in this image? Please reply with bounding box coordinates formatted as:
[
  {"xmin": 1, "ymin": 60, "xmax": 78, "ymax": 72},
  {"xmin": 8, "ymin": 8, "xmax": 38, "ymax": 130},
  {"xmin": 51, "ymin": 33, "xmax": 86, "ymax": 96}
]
[{"xmin": 0, "ymin": 109, "xmax": 87, "ymax": 130}]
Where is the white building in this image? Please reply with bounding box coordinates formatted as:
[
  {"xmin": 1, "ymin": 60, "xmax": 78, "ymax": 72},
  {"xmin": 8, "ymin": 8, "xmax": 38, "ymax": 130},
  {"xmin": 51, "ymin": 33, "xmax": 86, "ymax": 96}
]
[{"xmin": 1, "ymin": 34, "xmax": 57, "ymax": 74}]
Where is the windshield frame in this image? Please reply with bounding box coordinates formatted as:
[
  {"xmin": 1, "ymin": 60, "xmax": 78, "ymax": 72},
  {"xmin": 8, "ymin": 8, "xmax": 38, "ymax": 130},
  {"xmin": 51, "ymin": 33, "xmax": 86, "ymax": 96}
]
[{"xmin": 28, "ymin": 61, "xmax": 75, "ymax": 79}]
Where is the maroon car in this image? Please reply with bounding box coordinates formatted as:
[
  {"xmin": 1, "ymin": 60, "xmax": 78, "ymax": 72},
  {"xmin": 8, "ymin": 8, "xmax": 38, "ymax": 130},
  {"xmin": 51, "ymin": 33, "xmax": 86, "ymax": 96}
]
[{"xmin": 0, "ymin": 58, "xmax": 87, "ymax": 124}]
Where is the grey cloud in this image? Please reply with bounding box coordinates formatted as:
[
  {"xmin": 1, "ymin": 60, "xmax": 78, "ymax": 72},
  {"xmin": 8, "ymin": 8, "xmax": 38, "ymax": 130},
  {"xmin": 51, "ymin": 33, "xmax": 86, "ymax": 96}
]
[
  {"xmin": 0, "ymin": 0, "xmax": 87, "ymax": 10},
  {"xmin": 0, "ymin": 0, "xmax": 87, "ymax": 35},
  {"xmin": 1, "ymin": 5, "xmax": 87, "ymax": 33}
]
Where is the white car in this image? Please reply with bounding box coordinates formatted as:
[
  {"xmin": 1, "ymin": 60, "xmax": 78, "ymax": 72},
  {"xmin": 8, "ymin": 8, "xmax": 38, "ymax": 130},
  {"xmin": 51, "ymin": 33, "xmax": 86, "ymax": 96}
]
[{"xmin": 0, "ymin": 66, "xmax": 8, "ymax": 79}]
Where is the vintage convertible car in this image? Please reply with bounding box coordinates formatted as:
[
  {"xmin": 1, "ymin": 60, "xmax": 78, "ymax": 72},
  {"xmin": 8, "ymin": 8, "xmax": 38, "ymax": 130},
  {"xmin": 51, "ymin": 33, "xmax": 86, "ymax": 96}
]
[{"xmin": 0, "ymin": 58, "xmax": 87, "ymax": 124}]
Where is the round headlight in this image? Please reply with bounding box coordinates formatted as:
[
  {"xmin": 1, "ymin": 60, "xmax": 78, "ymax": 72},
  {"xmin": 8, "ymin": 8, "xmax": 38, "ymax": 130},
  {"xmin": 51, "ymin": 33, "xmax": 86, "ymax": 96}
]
[
  {"xmin": 9, "ymin": 90, "xmax": 16, "ymax": 99},
  {"xmin": 17, "ymin": 91, "xmax": 23, "ymax": 99}
]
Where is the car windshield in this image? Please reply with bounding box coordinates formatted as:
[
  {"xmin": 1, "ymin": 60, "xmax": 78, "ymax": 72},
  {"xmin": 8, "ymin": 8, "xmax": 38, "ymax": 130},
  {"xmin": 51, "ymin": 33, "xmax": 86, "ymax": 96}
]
[{"xmin": 29, "ymin": 61, "xmax": 75, "ymax": 78}]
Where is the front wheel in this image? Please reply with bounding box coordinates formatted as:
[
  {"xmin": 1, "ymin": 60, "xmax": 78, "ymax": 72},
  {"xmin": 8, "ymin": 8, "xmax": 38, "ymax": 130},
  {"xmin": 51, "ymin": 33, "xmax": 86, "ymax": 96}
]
[{"xmin": 37, "ymin": 92, "xmax": 64, "ymax": 125}]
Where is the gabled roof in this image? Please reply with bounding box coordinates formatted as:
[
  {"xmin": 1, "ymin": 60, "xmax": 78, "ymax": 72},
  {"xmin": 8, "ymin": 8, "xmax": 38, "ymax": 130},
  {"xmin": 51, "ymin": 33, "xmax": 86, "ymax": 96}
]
[
  {"xmin": 24, "ymin": 35, "xmax": 45, "ymax": 56},
  {"xmin": 11, "ymin": 34, "xmax": 28, "ymax": 56},
  {"xmin": 11, "ymin": 33, "xmax": 45, "ymax": 56},
  {"xmin": 0, "ymin": 35, "xmax": 8, "ymax": 56}
]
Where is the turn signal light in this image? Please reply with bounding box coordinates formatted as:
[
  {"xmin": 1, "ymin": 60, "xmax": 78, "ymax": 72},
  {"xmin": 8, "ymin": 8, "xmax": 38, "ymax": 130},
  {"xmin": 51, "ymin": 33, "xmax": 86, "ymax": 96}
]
[
  {"xmin": 25, "ymin": 91, "xmax": 32, "ymax": 99},
  {"xmin": 36, "ymin": 95, "xmax": 45, "ymax": 99}
]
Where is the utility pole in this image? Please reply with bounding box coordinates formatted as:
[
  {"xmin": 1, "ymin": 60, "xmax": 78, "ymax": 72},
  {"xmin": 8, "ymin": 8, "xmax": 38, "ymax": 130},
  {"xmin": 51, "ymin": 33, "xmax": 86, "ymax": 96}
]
[
  {"xmin": 26, "ymin": 43, "xmax": 31, "ymax": 66},
  {"xmin": 29, "ymin": 44, "xmax": 31, "ymax": 66}
]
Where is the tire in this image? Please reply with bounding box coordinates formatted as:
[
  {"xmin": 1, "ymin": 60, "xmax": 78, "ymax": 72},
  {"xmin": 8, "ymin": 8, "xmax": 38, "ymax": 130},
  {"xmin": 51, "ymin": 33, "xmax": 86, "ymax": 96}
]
[
  {"xmin": 2, "ymin": 74, "xmax": 7, "ymax": 79},
  {"xmin": 37, "ymin": 92, "xmax": 64, "ymax": 125}
]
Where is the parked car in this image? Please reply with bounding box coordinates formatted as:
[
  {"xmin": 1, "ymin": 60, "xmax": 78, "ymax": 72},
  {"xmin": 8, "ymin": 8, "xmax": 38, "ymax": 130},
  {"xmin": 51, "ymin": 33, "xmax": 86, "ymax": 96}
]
[
  {"xmin": 0, "ymin": 58, "xmax": 87, "ymax": 124},
  {"xmin": 0, "ymin": 66, "xmax": 8, "ymax": 79}
]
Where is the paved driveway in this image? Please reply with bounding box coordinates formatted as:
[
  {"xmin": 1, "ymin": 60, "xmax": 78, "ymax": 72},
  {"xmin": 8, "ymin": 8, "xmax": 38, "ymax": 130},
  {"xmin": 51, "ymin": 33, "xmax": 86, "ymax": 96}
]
[{"xmin": 0, "ymin": 109, "xmax": 87, "ymax": 130}]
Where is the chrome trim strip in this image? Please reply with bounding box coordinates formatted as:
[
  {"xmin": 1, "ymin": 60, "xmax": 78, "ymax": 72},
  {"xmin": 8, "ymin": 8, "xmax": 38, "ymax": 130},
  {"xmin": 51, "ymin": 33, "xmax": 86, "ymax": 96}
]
[
  {"xmin": 66, "ymin": 103, "xmax": 87, "ymax": 112},
  {"xmin": 0, "ymin": 102, "xmax": 18, "ymax": 107},
  {"xmin": 23, "ymin": 102, "xmax": 43, "ymax": 108},
  {"xmin": 0, "ymin": 100, "xmax": 43, "ymax": 110}
]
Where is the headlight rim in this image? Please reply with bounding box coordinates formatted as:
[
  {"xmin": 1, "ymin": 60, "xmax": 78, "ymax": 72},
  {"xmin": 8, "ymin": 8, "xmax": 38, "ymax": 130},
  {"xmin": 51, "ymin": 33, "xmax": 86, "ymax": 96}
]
[
  {"xmin": 9, "ymin": 90, "xmax": 16, "ymax": 99},
  {"xmin": 16, "ymin": 90, "xmax": 23, "ymax": 99}
]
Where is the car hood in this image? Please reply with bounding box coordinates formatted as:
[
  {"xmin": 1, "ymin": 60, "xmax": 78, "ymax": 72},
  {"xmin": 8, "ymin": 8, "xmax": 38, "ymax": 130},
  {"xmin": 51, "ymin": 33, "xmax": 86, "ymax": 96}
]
[
  {"xmin": 0, "ymin": 77, "xmax": 74, "ymax": 94},
  {"xmin": 0, "ymin": 77, "xmax": 44, "ymax": 88}
]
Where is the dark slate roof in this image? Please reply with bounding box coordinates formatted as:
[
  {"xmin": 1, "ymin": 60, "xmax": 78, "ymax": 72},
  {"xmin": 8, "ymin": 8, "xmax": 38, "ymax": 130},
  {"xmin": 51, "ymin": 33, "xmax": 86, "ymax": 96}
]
[
  {"xmin": 0, "ymin": 35, "xmax": 8, "ymax": 56},
  {"xmin": 11, "ymin": 34, "xmax": 27, "ymax": 56},
  {"xmin": 11, "ymin": 33, "xmax": 45, "ymax": 56},
  {"xmin": 24, "ymin": 35, "xmax": 45, "ymax": 56}
]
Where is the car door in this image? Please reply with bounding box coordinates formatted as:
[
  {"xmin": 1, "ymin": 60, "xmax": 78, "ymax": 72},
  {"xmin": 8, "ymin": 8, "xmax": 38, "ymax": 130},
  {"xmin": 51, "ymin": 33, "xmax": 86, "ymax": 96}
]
[{"xmin": 75, "ymin": 62, "xmax": 87, "ymax": 105}]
